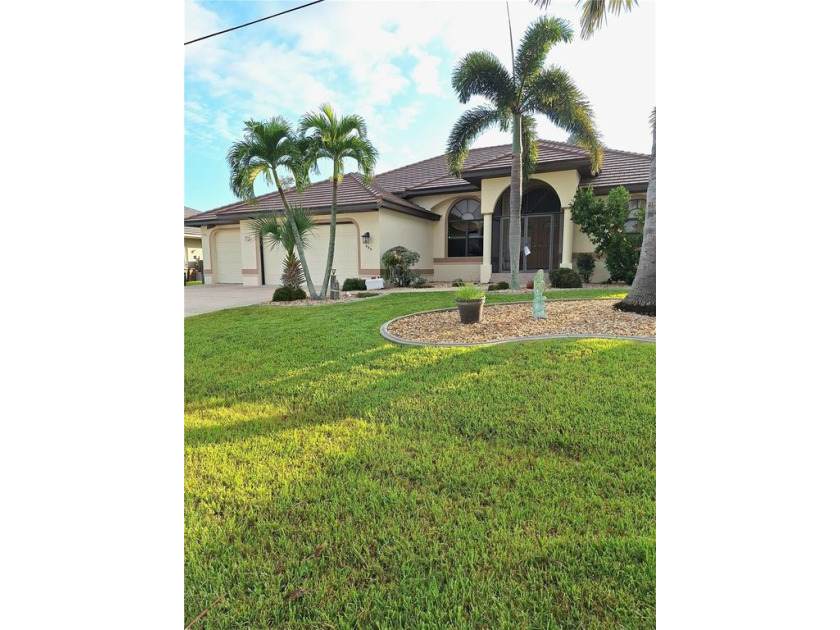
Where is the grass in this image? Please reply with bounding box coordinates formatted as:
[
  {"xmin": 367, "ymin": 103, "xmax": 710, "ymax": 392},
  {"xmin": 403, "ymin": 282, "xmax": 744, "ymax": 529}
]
[{"xmin": 185, "ymin": 288, "xmax": 655, "ymax": 629}]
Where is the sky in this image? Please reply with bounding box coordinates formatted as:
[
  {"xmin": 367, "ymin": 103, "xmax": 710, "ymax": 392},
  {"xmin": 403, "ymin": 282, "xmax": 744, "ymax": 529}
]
[{"xmin": 184, "ymin": 0, "xmax": 655, "ymax": 212}]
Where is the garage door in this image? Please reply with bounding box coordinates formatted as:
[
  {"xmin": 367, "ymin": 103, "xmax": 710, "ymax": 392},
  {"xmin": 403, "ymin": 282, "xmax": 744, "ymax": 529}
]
[
  {"xmin": 214, "ymin": 228, "xmax": 242, "ymax": 284},
  {"xmin": 264, "ymin": 222, "xmax": 359, "ymax": 289}
]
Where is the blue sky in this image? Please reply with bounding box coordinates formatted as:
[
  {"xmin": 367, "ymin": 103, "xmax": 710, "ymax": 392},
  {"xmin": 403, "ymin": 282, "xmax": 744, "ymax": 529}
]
[{"xmin": 185, "ymin": 0, "xmax": 654, "ymax": 212}]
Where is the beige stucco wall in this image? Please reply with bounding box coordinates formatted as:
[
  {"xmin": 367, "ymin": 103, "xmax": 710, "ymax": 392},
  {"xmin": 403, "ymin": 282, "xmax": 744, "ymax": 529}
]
[
  {"xmin": 261, "ymin": 212, "xmax": 381, "ymax": 289},
  {"xmin": 410, "ymin": 192, "xmax": 482, "ymax": 281},
  {"xmin": 377, "ymin": 209, "xmax": 435, "ymax": 276}
]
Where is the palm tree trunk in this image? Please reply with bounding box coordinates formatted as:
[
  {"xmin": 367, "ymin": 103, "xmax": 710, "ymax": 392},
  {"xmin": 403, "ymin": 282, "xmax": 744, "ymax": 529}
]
[
  {"xmin": 616, "ymin": 118, "xmax": 655, "ymax": 315},
  {"xmin": 271, "ymin": 169, "xmax": 320, "ymax": 299},
  {"xmin": 509, "ymin": 114, "xmax": 523, "ymax": 289},
  {"xmin": 320, "ymin": 162, "xmax": 339, "ymax": 298}
]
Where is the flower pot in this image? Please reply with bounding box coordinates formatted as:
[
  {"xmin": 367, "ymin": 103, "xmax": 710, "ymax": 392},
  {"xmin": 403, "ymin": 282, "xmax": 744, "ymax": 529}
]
[{"xmin": 455, "ymin": 297, "xmax": 485, "ymax": 324}]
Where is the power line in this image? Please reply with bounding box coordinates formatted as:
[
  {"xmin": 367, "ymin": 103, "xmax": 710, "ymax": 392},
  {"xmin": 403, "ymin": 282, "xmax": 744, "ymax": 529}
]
[{"xmin": 185, "ymin": 0, "xmax": 326, "ymax": 46}]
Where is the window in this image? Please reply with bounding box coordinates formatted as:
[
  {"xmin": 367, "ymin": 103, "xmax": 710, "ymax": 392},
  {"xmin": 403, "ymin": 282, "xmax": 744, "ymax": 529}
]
[
  {"xmin": 625, "ymin": 198, "xmax": 645, "ymax": 233},
  {"xmin": 448, "ymin": 199, "xmax": 483, "ymax": 257}
]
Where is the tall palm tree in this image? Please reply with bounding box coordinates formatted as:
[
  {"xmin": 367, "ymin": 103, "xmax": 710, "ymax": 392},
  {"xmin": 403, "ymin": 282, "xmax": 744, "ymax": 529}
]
[
  {"xmin": 532, "ymin": 0, "xmax": 654, "ymax": 313},
  {"xmin": 299, "ymin": 104, "xmax": 378, "ymax": 298},
  {"xmin": 446, "ymin": 15, "xmax": 603, "ymax": 289},
  {"xmin": 227, "ymin": 116, "xmax": 320, "ymax": 298},
  {"xmin": 616, "ymin": 108, "xmax": 655, "ymax": 315}
]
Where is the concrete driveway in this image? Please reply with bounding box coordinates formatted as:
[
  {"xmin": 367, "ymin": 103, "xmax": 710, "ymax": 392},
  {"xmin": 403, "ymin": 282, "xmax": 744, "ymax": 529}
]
[{"xmin": 185, "ymin": 284, "xmax": 276, "ymax": 317}]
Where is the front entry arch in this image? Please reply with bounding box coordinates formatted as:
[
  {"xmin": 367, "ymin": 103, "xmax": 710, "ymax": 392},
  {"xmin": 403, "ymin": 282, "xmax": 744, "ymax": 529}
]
[{"xmin": 491, "ymin": 182, "xmax": 563, "ymax": 273}]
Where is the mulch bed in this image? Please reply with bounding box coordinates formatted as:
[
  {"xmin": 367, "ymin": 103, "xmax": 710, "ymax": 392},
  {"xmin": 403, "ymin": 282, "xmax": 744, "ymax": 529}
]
[{"xmin": 385, "ymin": 299, "xmax": 655, "ymax": 345}]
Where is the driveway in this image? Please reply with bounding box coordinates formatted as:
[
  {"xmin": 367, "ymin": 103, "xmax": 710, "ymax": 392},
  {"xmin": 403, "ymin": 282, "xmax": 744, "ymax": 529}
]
[{"xmin": 185, "ymin": 284, "xmax": 276, "ymax": 317}]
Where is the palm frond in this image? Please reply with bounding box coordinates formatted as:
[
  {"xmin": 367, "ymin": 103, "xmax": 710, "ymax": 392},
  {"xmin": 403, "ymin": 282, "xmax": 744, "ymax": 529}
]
[
  {"xmin": 514, "ymin": 16, "xmax": 574, "ymax": 85},
  {"xmin": 528, "ymin": 67, "xmax": 603, "ymax": 173},
  {"xmin": 446, "ymin": 106, "xmax": 511, "ymax": 177},
  {"xmin": 248, "ymin": 212, "xmax": 285, "ymax": 251},
  {"xmin": 577, "ymin": 0, "xmax": 637, "ymax": 40},
  {"xmin": 452, "ymin": 51, "xmax": 516, "ymax": 107},
  {"xmin": 300, "ymin": 103, "xmax": 377, "ymax": 181},
  {"xmin": 226, "ymin": 116, "xmax": 309, "ymax": 201},
  {"xmin": 529, "ymin": 0, "xmax": 553, "ymax": 8},
  {"xmin": 282, "ymin": 205, "xmax": 315, "ymax": 254}
]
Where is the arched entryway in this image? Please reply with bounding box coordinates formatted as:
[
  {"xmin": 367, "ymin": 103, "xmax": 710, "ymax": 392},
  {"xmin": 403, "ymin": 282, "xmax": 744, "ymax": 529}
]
[{"xmin": 491, "ymin": 182, "xmax": 563, "ymax": 273}]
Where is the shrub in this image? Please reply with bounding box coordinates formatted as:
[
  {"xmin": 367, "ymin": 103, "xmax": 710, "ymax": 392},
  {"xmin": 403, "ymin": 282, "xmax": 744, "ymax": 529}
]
[
  {"xmin": 576, "ymin": 253, "xmax": 595, "ymax": 283},
  {"xmin": 487, "ymin": 281, "xmax": 510, "ymax": 291},
  {"xmin": 272, "ymin": 286, "xmax": 307, "ymax": 301},
  {"xmin": 411, "ymin": 276, "xmax": 432, "ymax": 288},
  {"xmin": 455, "ymin": 284, "xmax": 485, "ymax": 300},
  {"xmin": 569, "ymin": 185, "xmax": 643, "ymax": 283},
  {"xmin": 382, "ymin": 246, "xmax": 421, "ymax": 287},
  {"xmin": 549, "ymin": 268, "xmax": 583, "ymax": 288},
  {"xmin": 451, "ymin": 278, "xmax": 464, "ymax": 287},
  {"xmin": 342, "ymin": 277, "xmax": 367, "ymax": 291}
]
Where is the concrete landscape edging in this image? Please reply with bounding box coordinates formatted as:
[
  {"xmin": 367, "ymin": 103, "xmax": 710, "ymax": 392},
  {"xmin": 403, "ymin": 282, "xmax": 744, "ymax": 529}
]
[{"xmin": 379, "ymin": 299, "xmax": 656, "ymax": 347}]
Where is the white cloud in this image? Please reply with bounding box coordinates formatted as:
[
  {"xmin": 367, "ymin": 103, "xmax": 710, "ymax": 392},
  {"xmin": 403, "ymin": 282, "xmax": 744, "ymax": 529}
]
[{"xmin": 412, "ymin": 55, "xmax": 442, "ymax": 95}]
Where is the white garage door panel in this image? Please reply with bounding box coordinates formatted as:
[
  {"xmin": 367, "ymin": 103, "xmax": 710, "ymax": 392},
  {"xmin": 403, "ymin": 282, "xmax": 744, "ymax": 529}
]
[
  {"xmin": 215, "ymin": 229, "xmax": 242, "ymax": 284},
  {"xmin": 264, "ymin": 223, "xmax": 359, "ymax": 289}
]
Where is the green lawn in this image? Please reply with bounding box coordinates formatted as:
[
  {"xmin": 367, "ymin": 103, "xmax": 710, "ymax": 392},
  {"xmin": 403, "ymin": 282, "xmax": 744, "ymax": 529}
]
[{"xmin": 185, "ymin": 289, "xmax": 655, "ymax": 629}]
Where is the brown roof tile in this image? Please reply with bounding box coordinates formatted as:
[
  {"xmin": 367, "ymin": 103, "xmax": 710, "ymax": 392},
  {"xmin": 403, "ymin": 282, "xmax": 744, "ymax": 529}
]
[{"xmin": 186, "ymin": 141, "xmax": 650, "ymax": 226}]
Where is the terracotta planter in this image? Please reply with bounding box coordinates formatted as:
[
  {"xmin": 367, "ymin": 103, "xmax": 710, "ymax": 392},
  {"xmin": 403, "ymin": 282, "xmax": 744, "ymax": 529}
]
[{"xmin": 455, "ymin": 297, "xmax": 485, "ymax": 324}]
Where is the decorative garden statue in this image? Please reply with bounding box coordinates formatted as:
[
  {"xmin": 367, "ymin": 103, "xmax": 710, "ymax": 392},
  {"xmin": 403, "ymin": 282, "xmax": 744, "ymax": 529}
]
[
  {"xmin": 532, "ymin": 269, "xmax": 547, "ymax": 319},
  {"xmin": 329, "ymin": 269, "xmax": 340, "ymax": 300}
]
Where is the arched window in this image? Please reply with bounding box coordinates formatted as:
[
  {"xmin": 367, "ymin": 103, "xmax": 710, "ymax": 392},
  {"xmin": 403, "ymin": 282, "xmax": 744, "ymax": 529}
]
[
  {"xmin": 448, "ymin": 199, "xmax": 483, "ymax": 257},
  {"xmin": 625, "ymin": 198, "xmax": 645, "ymax": 233}
]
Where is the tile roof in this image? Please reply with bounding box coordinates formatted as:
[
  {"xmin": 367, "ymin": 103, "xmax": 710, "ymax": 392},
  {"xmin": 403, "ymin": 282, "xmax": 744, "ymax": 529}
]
[
  {"xmin": 185, "ymin": 173, "xmax": 435, "ymax": 225},
  {"xmin": 185, "ymin": 141, "xmax": 650, "ymax": 226},
  {"xmin": 184, "ymin": 207, "xmax": 202, "ymax": 237},
  {"xmin": 579, "ymin": 147, "xmax": 651, "ymax": 192}
]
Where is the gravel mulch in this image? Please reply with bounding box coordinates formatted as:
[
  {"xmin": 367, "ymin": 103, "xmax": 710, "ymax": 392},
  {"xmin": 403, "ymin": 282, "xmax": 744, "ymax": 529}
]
[{"xmin": 385, "ymin": 299, "xmax": 655, "ymax": 345}]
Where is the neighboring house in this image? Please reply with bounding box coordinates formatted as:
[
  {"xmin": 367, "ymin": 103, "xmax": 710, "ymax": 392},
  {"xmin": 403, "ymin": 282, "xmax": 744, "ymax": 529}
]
[
  {"xmin": 184, "ymin": 140, "xmax": 649, "ymax": 287},
  {"xmin": 184, "ymin": 207, "xmax": 204, "ymax": 280}
]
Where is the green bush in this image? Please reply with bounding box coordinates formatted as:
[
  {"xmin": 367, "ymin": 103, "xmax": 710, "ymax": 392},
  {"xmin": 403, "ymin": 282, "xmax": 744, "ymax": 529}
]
[
  {"xmin": 272, "ymin": 286, "xmax": 307, "ymax": 301},
  {"xmin": 382, "ymin": 246, "xmax": 420, "ymax": 287},
  {"xmin": 549, "ymin": 268, "xmax": 583, "ymax": 288},
  {"xmin": 451, "ymin": 278, "xmax": 464, "ymax": 287},
  {"xmin": 455, "ymin": 284, "xmax": 485, "ymax": 300},
  {"xmin": 342, "ymin": 277, "xmax": 367, "ymax": 291},
  {"xmin": 411, "ymin": 276, "xmax": 432, "ymax": 288},
  {"xmin": 569, "ymin": 186, "xmax": 643, "ymax": 283},
  {"xmin": 575, "ymin": 253, "xmax": 595, "ymax": 283},
  {"xmin": 487, "ymin": 281, "xmax": 510, "ymax": 291}
]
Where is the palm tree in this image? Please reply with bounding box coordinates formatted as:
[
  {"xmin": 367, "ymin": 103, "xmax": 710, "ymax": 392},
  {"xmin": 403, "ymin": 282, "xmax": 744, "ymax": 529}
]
[
  {"xmin": 249, "ymin": 205, "xmax": 315, "ymax": 289},
  {"xmin": 227, "ymin": 116, "xmax": 320, "ymax": 298},
  {"xmin": 616, "ymin": 108, "xmax": 654, "ymax": 315},
  {"xmin": 446, "ymin": 15, "xmax": 603, "ymax": 289},
  {"xmin": 532, "ymin": 0, "xmax": 654, "ymax": 313},
  {"xmin": 299, "ymin": 104, "xmax": 378, "ymax": 298}
]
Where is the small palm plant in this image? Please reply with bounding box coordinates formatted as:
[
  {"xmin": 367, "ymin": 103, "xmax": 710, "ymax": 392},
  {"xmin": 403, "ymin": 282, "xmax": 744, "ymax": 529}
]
[{"xmin": 250, "ymin": 205, "xmax": 315, "ymax": 289}]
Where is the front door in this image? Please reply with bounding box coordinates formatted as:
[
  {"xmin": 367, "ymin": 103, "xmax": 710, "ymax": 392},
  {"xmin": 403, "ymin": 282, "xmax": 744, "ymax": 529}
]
[{"xmin": 498, "ymin": 214, "xmax": 558, "ymax": 272}]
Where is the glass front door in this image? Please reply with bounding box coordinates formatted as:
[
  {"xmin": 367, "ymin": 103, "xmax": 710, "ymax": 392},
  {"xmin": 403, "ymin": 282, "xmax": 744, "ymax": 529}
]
[{"xmin": 498, "ymin": 214, "xmax": 559, "ymax": 272}]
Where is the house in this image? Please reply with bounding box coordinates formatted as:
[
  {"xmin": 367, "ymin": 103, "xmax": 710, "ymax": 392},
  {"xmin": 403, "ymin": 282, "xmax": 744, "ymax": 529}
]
[
  {"xmin": 183, "ymin": 140, "xmax": 650, "ymax": 287},
  {"xmin": 184, "ymin": 207, "xmax": 204, "ymax": 281}
]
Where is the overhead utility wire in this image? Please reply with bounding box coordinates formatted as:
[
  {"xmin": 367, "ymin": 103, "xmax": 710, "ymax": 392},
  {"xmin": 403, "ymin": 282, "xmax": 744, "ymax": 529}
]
[{"xmin": 185, "ymin": 0, "xmax": 326, "ymax": 45}]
